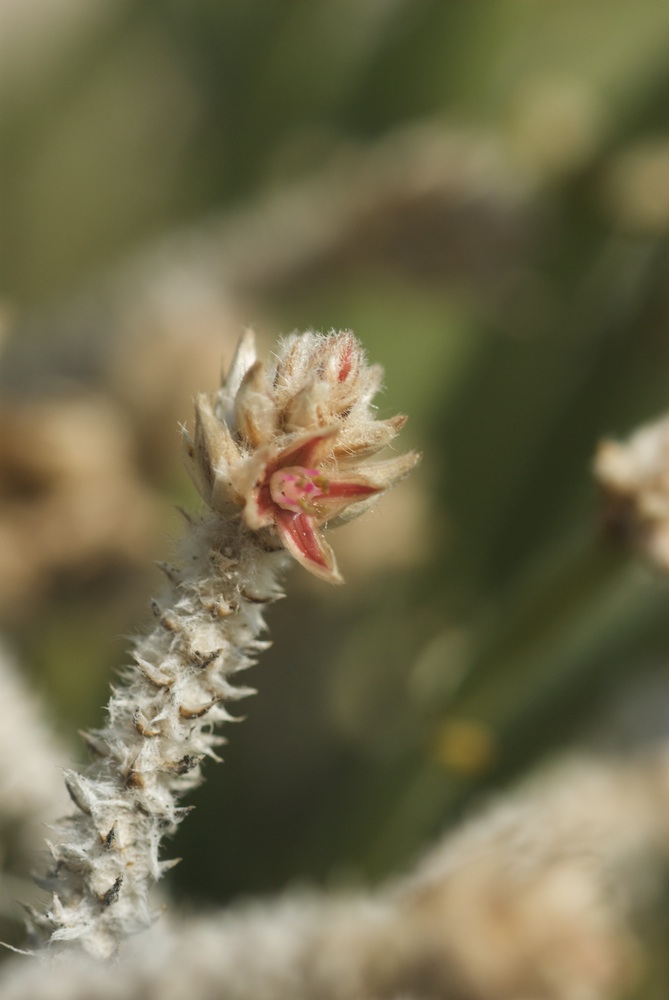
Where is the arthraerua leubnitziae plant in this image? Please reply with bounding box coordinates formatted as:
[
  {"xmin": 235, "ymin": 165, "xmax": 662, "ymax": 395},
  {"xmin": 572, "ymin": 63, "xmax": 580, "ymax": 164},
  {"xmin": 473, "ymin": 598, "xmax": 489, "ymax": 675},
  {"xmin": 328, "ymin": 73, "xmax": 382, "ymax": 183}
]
[{"xmin": 29, "ymin": 329, "xmax": 418, "ymax": 959}]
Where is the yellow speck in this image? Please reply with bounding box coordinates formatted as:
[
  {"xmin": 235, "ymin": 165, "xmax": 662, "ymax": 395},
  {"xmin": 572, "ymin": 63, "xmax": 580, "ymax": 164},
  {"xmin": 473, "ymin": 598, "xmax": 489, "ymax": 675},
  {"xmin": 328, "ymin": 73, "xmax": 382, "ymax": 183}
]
[{"xmin": 432, "ymin": 718, "xmax": 495, "ymax": 775}]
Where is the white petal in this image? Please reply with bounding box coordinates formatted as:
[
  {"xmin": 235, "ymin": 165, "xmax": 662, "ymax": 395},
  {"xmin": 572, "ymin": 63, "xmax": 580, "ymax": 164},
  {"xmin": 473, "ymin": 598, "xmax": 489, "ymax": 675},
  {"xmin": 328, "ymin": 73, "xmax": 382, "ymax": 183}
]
[{"xmin": 215, "ymin": 328, "xmax": 257, "ymax": 427}]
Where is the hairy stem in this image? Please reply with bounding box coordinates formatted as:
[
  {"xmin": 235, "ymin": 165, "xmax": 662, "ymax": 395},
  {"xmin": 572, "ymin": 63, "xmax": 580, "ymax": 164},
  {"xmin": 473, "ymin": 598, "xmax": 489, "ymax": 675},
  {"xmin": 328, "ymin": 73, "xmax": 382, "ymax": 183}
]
[{"xmin": 31, "ymin": 511, "xmax": 286, "ymax": 957}]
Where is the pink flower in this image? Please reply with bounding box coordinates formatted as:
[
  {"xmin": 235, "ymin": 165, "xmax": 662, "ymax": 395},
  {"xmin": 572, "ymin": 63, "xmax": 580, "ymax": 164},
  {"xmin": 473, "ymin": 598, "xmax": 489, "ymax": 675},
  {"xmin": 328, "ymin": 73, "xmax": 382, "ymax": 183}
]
[
  {"xmin": 184, "ymin": 329, "xmax": 419, "ymax": 584},
  {"xmin": 242, "ymin": 428, "xmax": 383, "ymax": 583}
]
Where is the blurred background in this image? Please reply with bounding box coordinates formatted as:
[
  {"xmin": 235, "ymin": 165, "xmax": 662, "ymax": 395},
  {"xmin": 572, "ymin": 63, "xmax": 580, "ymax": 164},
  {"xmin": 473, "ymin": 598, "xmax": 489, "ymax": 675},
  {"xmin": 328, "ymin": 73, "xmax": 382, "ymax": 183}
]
[{"xmin": 2, "ymin": 0, "xmax": 669, "ymax": 983}]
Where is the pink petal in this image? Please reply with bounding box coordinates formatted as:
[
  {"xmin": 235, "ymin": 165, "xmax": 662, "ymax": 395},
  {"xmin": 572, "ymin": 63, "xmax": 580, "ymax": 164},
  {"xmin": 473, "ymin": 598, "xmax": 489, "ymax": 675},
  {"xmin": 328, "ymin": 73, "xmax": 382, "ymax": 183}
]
[
  {"xmin": 308, "ymin": 477, "xmax": 383, "ymax": 523},
  {"xmin": 324, "ymin": 479, "xmax": 381, "ymax": 500},
  {"xmin": 274, "ymin": 509, "xmax": 343, "ymax": 584},
  {"xmin": 337, "ymin": 339, "xmax": 353, "ymax": 382},
  {"xmin": 275, "ymin": 428, "xmax": 338, "ymax": 471}
]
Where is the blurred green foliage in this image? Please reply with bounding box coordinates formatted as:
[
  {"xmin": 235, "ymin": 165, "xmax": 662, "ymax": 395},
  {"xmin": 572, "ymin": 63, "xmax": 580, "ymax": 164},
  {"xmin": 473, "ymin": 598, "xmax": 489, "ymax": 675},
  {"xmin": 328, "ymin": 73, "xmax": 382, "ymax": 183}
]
[{"xmin": 2, "ymin": 2, "xmax": 669, "ymax": 953}]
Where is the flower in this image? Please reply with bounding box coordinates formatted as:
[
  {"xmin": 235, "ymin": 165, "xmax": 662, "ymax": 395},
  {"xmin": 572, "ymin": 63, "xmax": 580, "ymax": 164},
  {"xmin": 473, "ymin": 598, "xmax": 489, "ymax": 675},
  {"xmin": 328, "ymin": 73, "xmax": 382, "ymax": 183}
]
[
  {"xmin": 183, "ymin": 329, "xmax": 419, "ymax": 583},
  {"xmin": 240, "ymin": 429, "xmax": 384, "ymax": 582}
]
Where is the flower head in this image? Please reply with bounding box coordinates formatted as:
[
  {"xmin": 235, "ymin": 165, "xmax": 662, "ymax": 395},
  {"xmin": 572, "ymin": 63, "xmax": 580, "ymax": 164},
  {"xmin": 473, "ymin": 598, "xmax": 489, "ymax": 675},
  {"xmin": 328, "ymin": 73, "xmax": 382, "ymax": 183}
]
[{"xmin": 183, "ymin": 330, "xmax": 419, "ymax": 582}]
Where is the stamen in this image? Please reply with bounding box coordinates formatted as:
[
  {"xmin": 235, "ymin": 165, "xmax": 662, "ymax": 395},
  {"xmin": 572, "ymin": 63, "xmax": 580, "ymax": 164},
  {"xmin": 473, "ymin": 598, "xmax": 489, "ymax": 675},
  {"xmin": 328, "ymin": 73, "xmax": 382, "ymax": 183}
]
[{"xmin": 269, "ymin": 466, "xmax": 329, "ymax": 513}]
